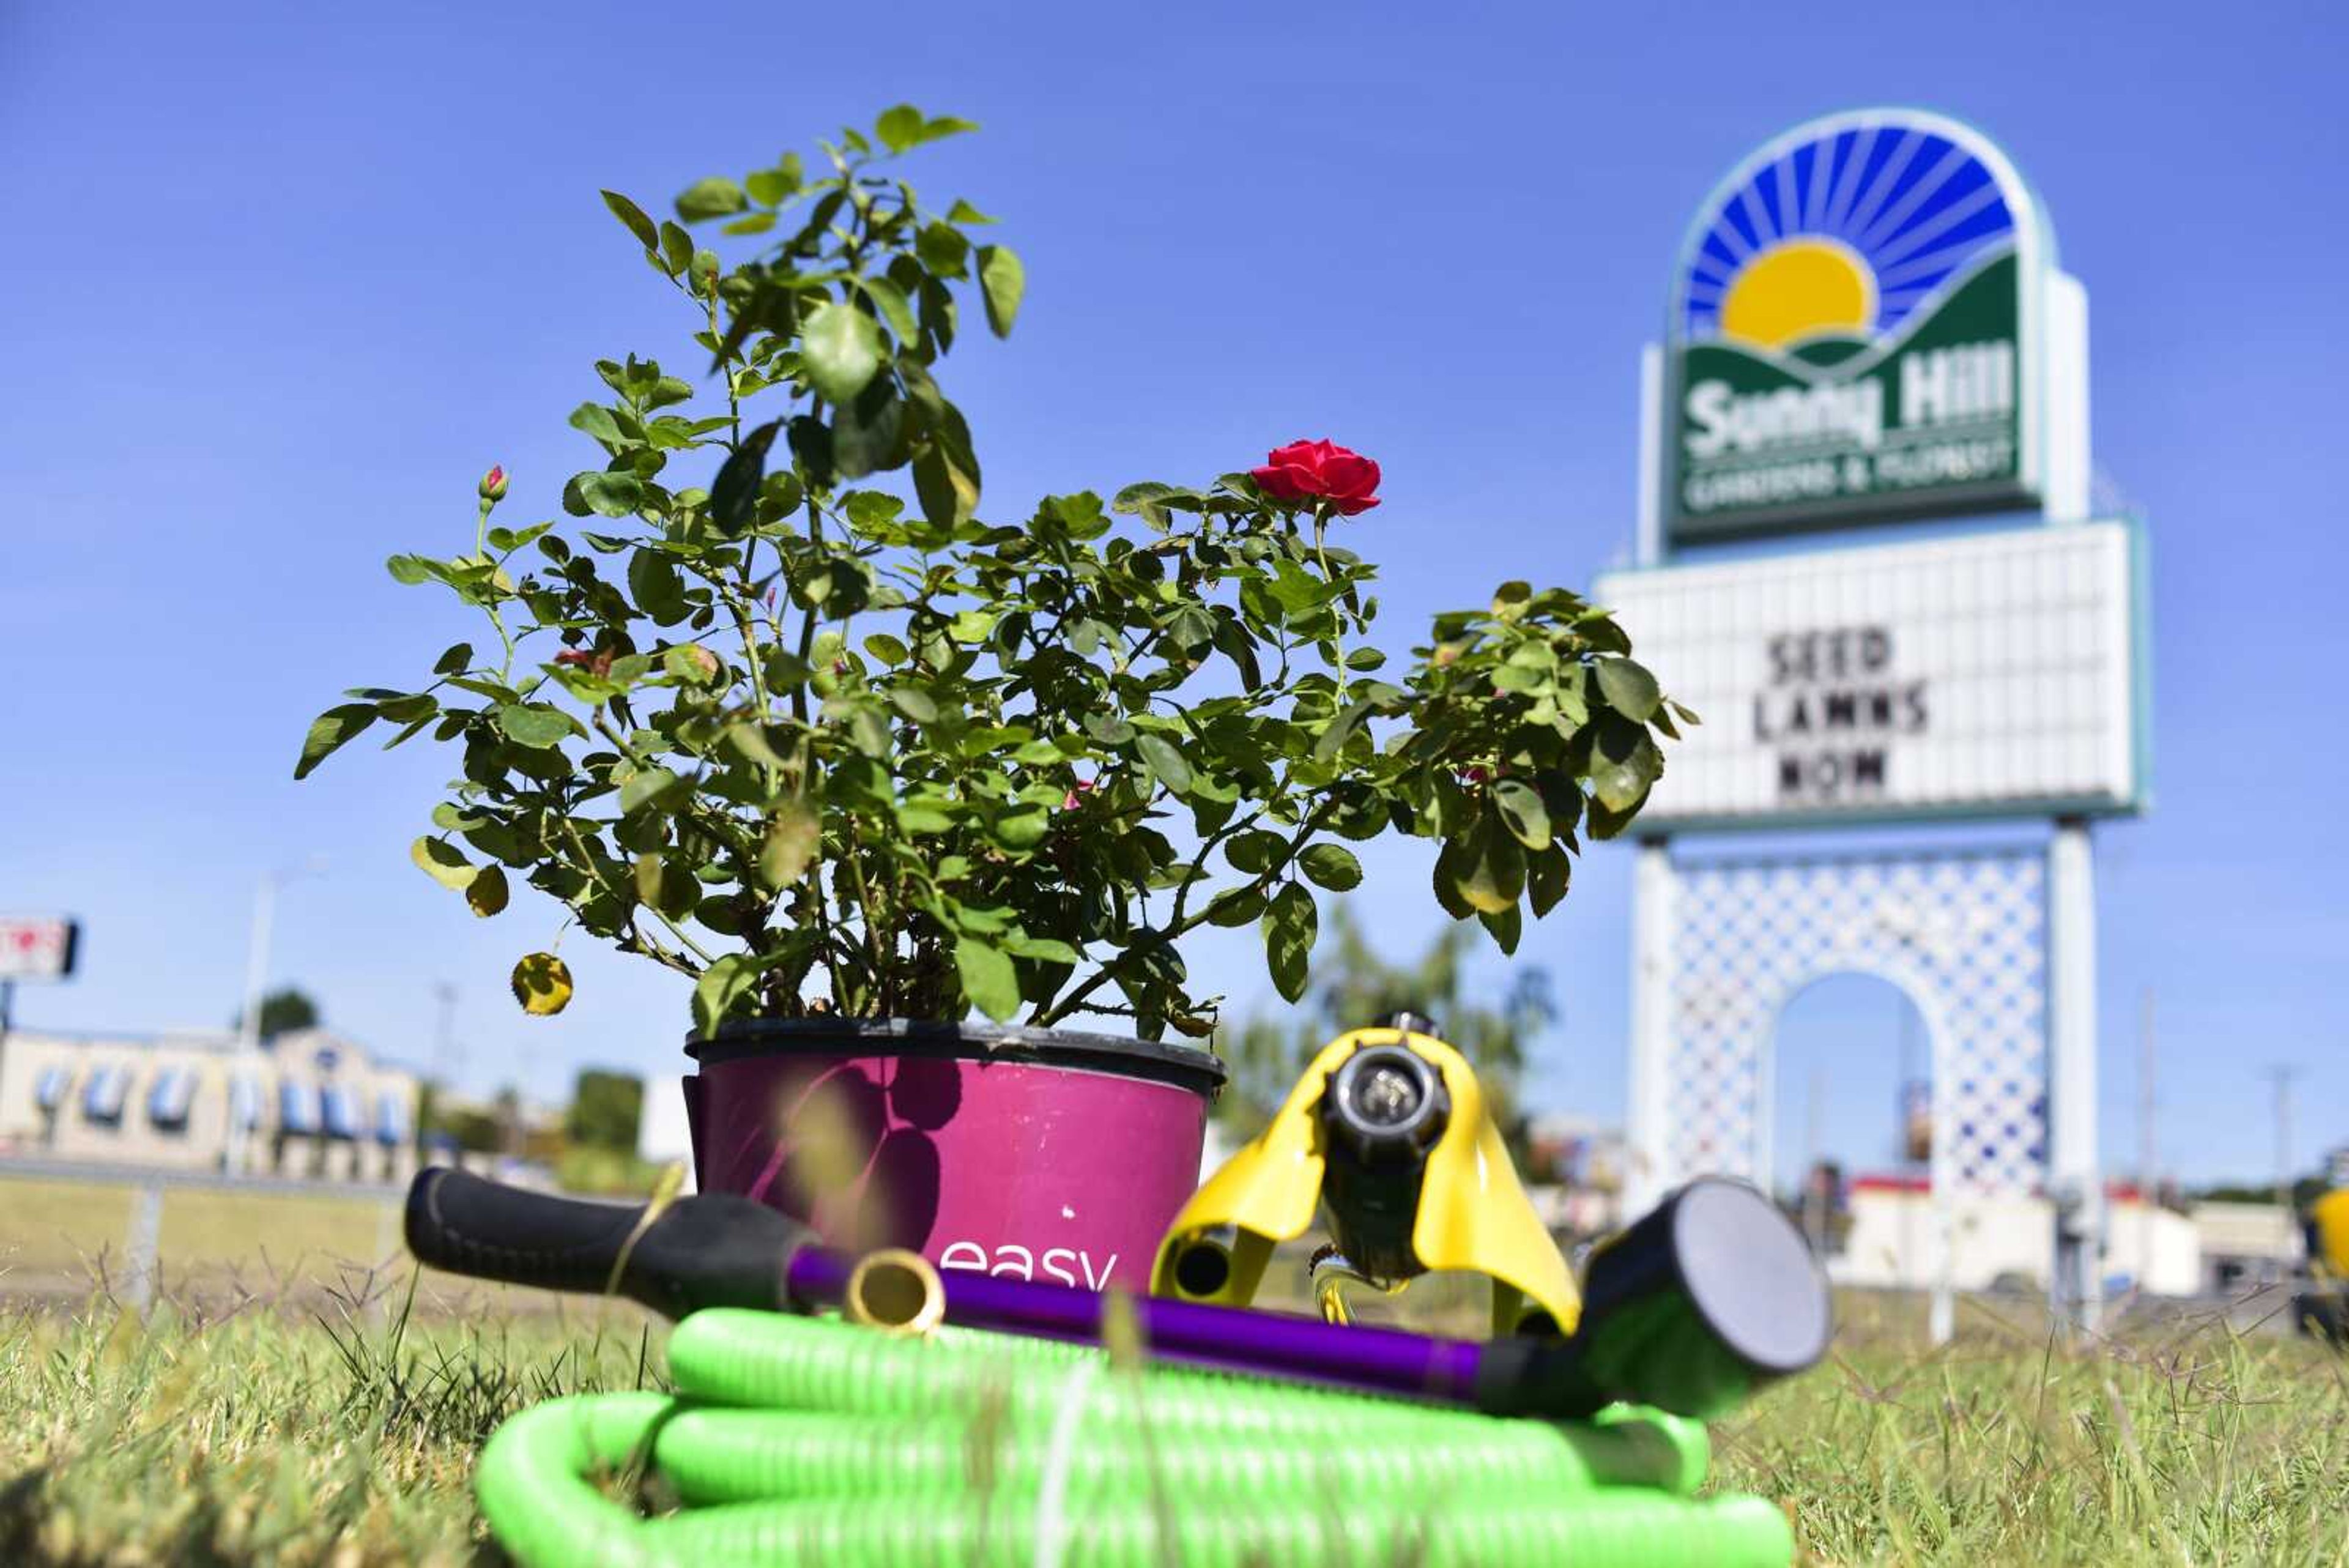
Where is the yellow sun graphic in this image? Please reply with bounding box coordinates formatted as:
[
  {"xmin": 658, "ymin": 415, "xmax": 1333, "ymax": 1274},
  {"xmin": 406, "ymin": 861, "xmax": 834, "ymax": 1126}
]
[{"xmin": 1718, "ymin": 238, "xmax": 1876, "ymax": 351}]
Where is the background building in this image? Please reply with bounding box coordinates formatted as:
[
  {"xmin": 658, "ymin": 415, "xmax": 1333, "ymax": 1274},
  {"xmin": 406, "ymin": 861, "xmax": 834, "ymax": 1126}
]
[{"xmin": 0, "ymin": 1027, "xmax": 418, "ymax": 1184}]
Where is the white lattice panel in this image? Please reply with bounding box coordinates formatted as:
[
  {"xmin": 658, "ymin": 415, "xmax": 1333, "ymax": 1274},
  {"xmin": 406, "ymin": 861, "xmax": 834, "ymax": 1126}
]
[{"xmin": 1666, "ymin": 849, "xmax": 2047, "ymax": 1197}]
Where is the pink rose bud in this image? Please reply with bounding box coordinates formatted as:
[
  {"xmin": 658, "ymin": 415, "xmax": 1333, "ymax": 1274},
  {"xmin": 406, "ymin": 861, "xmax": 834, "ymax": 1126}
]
[{"xmin": 479, "ymin": 464, "xmax": 509, "ymax": 502}]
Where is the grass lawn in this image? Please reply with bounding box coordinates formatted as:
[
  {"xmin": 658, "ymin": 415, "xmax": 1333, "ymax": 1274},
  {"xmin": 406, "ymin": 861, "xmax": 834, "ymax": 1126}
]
[
  {"xmin": 1, "ymin": 1280, "xmax": 663, "ymax": 1567},
  {"xmin": 1715, "ymin": 1295, "xmax": 2349, "ymax": 1564},
  {"xmin": 3, "ymin": 1274, "xmax": 2345, "ymax": 1566}
]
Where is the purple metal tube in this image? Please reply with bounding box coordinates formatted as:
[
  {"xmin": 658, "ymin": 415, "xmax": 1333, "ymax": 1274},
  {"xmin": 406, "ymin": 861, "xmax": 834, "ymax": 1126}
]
[{"xmin": 781, "ymin": 1245, "xmax": 1488, "ymax": 1404}]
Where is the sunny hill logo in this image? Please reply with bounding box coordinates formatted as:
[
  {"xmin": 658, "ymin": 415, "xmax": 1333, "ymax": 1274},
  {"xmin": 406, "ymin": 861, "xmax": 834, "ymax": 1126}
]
[{"xmin": 1666, "ymin": 110, "xmax": 2043, "ymax": 539}]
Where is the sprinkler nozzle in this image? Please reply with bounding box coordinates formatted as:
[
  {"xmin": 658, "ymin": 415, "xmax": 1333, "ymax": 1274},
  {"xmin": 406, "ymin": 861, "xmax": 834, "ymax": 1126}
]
[{"xmin": 1325, "ymin": 1044, "xmax": 1448, "ymax": 1164}]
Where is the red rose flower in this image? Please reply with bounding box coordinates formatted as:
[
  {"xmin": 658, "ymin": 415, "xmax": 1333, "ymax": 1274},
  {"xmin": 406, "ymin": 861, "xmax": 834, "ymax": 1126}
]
[
  {"xmin": 1249, "ymin": 439, "xmax": 1381, "ymax": 515},
  {"xmin": 478, "ymin": 464, "xmax": 509, "ymax": 502}
]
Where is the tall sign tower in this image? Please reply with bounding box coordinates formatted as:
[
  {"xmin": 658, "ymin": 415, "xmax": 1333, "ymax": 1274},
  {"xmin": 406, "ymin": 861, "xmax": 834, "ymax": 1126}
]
[{"xmin": 1601, "ymin": 109, "xmax": 2148, "ymax": 1337}]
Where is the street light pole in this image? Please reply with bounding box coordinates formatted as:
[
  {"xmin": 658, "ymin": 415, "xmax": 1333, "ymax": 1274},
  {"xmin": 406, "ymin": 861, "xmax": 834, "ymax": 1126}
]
[{"xmin": 223, "ymin": 858, "xmax": 326, "ymax": 1173}]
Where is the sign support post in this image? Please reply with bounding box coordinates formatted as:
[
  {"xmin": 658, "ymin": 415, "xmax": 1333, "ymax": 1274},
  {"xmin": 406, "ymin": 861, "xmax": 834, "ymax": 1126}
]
[
  {"xmin": 1625, "ymin": 841, "xmax": 1675, "ymax": 1222},
  {"xmin": 2049, "ymin": 817, "xmax": 2102, "ymax": 1333}
]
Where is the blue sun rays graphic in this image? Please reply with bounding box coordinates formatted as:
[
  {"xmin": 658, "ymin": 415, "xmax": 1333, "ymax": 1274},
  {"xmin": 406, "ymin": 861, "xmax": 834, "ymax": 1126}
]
[{"xmin": 1681, "ymin": 121, "xmax": 2017, "ymax": 351}]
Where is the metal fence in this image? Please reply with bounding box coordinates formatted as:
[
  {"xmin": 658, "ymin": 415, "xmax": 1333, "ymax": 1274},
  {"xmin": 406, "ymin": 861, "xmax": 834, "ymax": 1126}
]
[{"xmin": 0, "ymin": 1156, "xmax": 409, "ymax": 1316}]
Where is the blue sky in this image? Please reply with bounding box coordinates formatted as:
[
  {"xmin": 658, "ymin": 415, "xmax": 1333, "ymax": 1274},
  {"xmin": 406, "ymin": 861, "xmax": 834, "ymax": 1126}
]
[{"xmin": 3, "ymin": 2, "xmax": 2342, "ymax": 1184}]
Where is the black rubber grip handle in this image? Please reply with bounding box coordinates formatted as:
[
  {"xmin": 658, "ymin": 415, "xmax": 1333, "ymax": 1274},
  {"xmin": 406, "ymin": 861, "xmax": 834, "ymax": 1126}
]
[
  {"xmin": 1473, "ymin": 1178, "xmax": 1832, "ymax": 1420},
  {"xmin": 403, "ymin": 1167, "xmax": 817, "ymax": 1319}
]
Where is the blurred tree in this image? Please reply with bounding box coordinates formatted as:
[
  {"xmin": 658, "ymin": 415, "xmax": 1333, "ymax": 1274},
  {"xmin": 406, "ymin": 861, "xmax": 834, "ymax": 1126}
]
[
  {"xmin": 234, "ymin": 986, "xmax": 320, "ymax": 1038},
  {"xmin": 436, "ymin": 1104, "xmax": 502, "ymax": 1154},
  {"xmin": 566, "ymin": 1069, "xmax": 646, "ymax": 1153},
  {"xmin": 2196, "ymin": 1175, "xmax": 2332, "ymax": 1210},
  {"xmin": 1215, "ymin": 905, "xmax": 1554, "ymax": 1157}
]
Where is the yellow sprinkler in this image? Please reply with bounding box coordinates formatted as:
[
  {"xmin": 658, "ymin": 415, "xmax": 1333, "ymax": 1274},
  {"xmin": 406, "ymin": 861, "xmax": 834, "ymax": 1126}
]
[
  {"xmin": 2312, "ymin": 1187, "xmax": 2349, "ymax": 1281},
  {"xmin": 1151, "ymin": 1013, "xmax": 1579, "ymax": 1337}
]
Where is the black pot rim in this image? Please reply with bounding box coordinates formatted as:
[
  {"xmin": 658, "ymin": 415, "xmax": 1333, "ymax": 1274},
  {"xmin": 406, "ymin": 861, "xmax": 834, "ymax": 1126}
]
[{"xmin": 685, "ymin": 1017, "xmax": 1225, "ymax": 1099}]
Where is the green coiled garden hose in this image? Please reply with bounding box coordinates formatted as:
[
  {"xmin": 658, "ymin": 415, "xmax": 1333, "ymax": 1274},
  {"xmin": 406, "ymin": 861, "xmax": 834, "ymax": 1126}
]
[{"xmin": 475, "ymin": 1309, "xmax": 1794, "ymax": 1567}]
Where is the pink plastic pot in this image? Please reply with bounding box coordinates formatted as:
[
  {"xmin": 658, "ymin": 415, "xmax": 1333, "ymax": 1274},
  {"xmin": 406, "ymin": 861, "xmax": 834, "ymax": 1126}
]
[{"xmin": 683, "ymin": 1020, "xmax": 1223, "ymax": 1295}]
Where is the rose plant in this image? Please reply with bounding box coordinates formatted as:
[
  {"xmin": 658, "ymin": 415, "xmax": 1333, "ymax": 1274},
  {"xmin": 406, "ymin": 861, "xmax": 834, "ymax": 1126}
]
[{"xmin": 295, "ymin": 106, "xmax": 1691, "ymax": 1044}]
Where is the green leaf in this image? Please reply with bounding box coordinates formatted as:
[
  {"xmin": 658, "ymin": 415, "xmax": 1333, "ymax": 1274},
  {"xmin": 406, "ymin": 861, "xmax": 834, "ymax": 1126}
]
[
  {"xmin": 1005, "ymin": 934, "xmax": 1081, "ymax": 965},
  {"xmin": 1528, "ymin": 844, "xmax": 1571, "ymax": 918},
  {"xmin": 1082, "ymin": 713, "xmax": 1135, "ymax": 745},
  {"xmin": 1299, "ymin": 844, "xmax": 1364, "ymax": 892},
  {"xmin": 377, "ymin": 693, "xmax": 436, "ymax": 723},
  {"xmin": 1224, "ymin": 830, "xmax": 1287, "ymax": 875},
  {"xmin": 465, "ymin": 864, "xmax": 510, "ymax": 918},
  {"xmin": 385, "ymin": 554, "xmax": 434, "ymax": 585},
  {"xmin": 513, "ymin": 953, "xmax": 574, "ymax": 1017},
  {"xmin": 709, "ymin": 420, "xmax": 779, "ymax": 536},
  {"xmin": 1313, "ymin": 697, "xmax": 1379, "ymax": 763},
  {"xmin": 563, "ymin": 470, "xmax": 645, "ymax": 519},
  {"xmin": 692, "ymin": 955, "xmax": 759, "ymax": 1037},
  {"xmin": 675, "ymin": 177, "xmax": 747, "ymax": 222},
  {"xmin": 977, "ymin": 245, "xmax": 1024, "ymax": 337},
  {"xmin": 1589, "ymin": 716, "xmax": 1663, "ymax": 812},
  {"xmin": 916, "ymin": 221, "xmax": 970, "ymax": 277},
  {"xmin": 1431, "ymin": 841, "xmax": 1475, "ymax": 921},
  {"xmin": 887, "ymin": 685, "xmax": 940, "ymax": 724},
  {"xmin": 896, "ymin": 805, "xmax": 952, "ymax": 834},
  {"xmin": 634, "ymin": 853, "xmax": 698, "ymax": 920},
  {"xmin": 1594, "ymin": 656, "xmax": 1663, "ymax": 723},
  {"xmin": 746, "ymin": 155, "xmax": 802, "ymax": 206},
  {"xmin": 863, "ymin": 633, "xmax": 909, "ymax": 665},
  {"xmin": 1491, "ymin": 778, "xmax": 1552, "ymax": 850},
  {"xmin": 294, "ymin": 704, "xmax": 377, "ymax": 779},
  {"xmin": 851, "ymin": 275, "xmax": 919, "ymax": 343},
  {"xmin": 410, "ymin": 836, "xmax": 477, "ymax": 891},
  {"xmin": 1491, "ymin": 581, "xmax": 1532, "ymax": 621},
  {"xmin": 662, "ymin": 644, "xmax": 720, "ymax": 683},
  {"xmin": 1477, "ymin": 902, "xmax": 1523, "ymax": 956},
  {"xmin": 1205, "ymin": 888, "xmax": 1266, "ymax": 927},
  {"xmin": 432, "ymin": 642, "xmax": 473, "ymax": 676},
  {"xmin": 829, "ymin": 388, "xmax": 903, "ymax": 482},
  {"xmin": 990, "ymin": 804, "xmax": 1050, "ymax": 851},
  {"xmin": 759, "ymin": 800, "xmax": 820, "ymax": 890},
  {"xmin": 846, "ymin": 704, "xmax": 891, "ymax": 758},
  {"xmin": 600, "ymin": 190, "xmax": 659, "ymax": 250},
  {"xmin": 956, "ymin": 935, "xmax": 1020, "ymax": 1023},
  {"xmin": 1449, "ymin": 819, "xmax": 1524, "ymax": 915},
  {"xmin": 800, "ymin": 302, "xmax": 885, "ymax": 406},
  {"xmin": 1134, "ymin": 732, "xmax": 1193, "ymax": 795},
  {"xmin": 620, "ymin": 766, "xmax": 683, "ymax": 814},
  {"xmin": 629, "ymin": 552, "xmax": 688, "ymax": 624},
  {"xmin": 1261, "ymin": 883, "xmax": 1318, "ymax": 1004},
  {"xmin": 913, "ymin": 441, "xmax": 979, "ymax": 529},
  {"xmin": 1111, "ymin": 481, "xmax": 1178, "ymax": 530},
  {"xmin": 875, "ymin": 104, "xmax": 926, "ymax": 152},
  {"xmin": 496, "ymin": 704, "xmax": 573, "ymax": 749}
]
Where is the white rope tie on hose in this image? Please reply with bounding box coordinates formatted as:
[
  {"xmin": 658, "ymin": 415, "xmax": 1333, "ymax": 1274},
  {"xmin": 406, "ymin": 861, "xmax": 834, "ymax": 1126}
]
[{"xmin": 1031, "ymin": 1354, "xmax": 1103, "ymax": 1568}]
